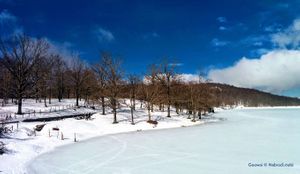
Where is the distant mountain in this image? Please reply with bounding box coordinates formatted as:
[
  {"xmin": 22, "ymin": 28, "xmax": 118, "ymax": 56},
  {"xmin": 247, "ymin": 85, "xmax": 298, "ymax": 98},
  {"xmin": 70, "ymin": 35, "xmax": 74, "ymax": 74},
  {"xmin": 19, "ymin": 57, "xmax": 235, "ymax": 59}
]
[{"xmin": 207, "ymin": 83, "xmax": 300, "ymax": 107}]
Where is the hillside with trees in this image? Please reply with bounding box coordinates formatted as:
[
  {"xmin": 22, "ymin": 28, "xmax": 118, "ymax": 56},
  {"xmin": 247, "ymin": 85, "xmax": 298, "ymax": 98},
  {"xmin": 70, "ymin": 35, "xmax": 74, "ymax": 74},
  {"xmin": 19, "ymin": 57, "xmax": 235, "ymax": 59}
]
[{"xmin": 207, "ymin": 83, "xmax": 300, "ymax": 107}]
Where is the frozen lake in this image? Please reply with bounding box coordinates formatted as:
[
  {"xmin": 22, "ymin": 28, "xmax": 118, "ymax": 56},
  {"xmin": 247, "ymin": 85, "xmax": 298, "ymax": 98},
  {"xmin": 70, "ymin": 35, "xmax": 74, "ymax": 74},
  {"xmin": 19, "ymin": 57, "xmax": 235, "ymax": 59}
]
[{"xmin": 27, "ymin": 109, "xmax": 300, "ymax": 174}]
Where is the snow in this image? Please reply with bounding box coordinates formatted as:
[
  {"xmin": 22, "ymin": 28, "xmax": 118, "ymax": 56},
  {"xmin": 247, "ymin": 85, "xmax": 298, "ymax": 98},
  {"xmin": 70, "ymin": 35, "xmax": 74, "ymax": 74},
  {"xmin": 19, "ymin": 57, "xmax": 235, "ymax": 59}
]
[
  {"xmin": 27, "ymin": 108, "xmax": 300, "ymax": 174},
  {"xmin": 0, "ymin": 99, "xmax": 217, "ymax": 173},
  {"xmin": 0, "ymin": 99, "xmax": 95, "ymax": 122},
  {"xmin": 1, "ymin": 100, "xmax": 299, "ymax": 174}
]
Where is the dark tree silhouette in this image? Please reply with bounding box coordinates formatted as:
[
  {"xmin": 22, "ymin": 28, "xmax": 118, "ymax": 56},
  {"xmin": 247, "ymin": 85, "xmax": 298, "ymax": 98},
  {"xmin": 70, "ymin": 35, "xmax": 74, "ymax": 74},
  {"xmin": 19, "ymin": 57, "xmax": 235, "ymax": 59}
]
[{"xmin": 0, "ymin": 35, "xmax": 49, "ymax": 114}]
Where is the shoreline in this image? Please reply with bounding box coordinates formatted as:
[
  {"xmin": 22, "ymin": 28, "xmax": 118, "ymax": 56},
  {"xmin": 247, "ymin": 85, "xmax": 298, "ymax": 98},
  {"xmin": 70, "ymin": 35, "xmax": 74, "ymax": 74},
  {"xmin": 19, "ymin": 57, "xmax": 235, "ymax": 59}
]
[
  {"xmin": 222, "ymin": 105, "xmax": 300, "ymax": 110},
  {"xmin": 26, "ymin": 116, "xmax": 220, "ymax": 169},
  {"xmin": 1, "ymin": 111, "xmax": 219, "ymax": 174}
]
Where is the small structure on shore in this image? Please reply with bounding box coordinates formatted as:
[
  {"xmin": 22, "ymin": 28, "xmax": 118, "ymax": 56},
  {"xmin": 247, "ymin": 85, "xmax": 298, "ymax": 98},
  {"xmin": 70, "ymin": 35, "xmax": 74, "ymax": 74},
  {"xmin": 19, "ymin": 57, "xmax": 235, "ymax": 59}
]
[{"xmin": 34, "ymin": 124, "xmax": 46, "ymax": 132}]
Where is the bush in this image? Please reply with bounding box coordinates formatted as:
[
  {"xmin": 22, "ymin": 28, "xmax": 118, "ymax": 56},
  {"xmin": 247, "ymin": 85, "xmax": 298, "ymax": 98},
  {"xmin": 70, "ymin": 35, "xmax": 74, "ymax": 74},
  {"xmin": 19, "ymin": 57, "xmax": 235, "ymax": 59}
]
[{"xmin": 147, "ymin": 120, "xmax": 158, "ymax": 125}]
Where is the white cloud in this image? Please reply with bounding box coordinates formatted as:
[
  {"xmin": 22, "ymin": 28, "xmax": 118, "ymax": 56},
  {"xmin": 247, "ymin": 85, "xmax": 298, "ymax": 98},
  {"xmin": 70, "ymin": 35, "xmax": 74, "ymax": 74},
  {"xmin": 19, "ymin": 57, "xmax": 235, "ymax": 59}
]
[
  {"xmin": 217, "ymin": 16, "xmax": 227, "ymax": 23},
  {"xmin": 46, "ymin": 39, "xmax": 78, "ymax": 60},
  {"xmin": 211, "ymin": 38, "xmax": 229, "ymax": 47},
  {"xmin": 250, "ymin": 48, "xmax": 270, "ymax": 56},
  {"xmin": 240, "ymin": 35, "xmax": 268, "ymax": 46},
  {"xmin": 0, "ymin": 10, "xmax": 23, "ymax": 38},
  {"xmin": 143, "ymin": 73, "xmax": 203, "ymax": 84},
  {"xmin": 95, "ymin": 27, "xmax": 115, "ymax": 42},
  {"xmin": 219, "ymin": 26, "xmax": 227, "ymax": 31},
  {"xmin": 0, "ymin": 10, "xmax": 16, "ymax": 24},
  {"xmin": 271, "ymin": 18, "xmax": 300, "ymax": 48},
  {"xmin": 178, "ymin": 74, "xmax": 199, "ymax": 83},
  {"xmin": 46, "ymin": 39, "xmax": 88, "ymax": 67},
  {"xmin": 264, "ymin": 23, "xmax": 282, "ymax": 32},
  {"xmin": 208, "ymin": 50, "xmax": 300, "ymax": 93}
]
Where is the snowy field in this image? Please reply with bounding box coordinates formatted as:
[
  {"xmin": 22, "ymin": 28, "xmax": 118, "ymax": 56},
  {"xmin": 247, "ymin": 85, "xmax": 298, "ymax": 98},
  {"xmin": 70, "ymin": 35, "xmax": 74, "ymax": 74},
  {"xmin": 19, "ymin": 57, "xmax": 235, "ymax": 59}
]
[
  {"xmin": 0, "ymin": 99, "xmax": 218, "ymax": 173},
  {"xmin": 0, "ymin": 99, "xmax": 94, "ymax": 122},
  {"xmin": 27, "ymin": 108, "xmax": 300, "ymax": 174}
]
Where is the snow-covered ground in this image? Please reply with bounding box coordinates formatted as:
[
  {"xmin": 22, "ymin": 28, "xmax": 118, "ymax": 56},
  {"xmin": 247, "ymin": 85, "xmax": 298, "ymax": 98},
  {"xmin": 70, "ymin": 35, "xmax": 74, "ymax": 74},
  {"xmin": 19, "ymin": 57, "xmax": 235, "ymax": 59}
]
[
  {"xmin": 28, "ymin": 108, "xmax": 300, "ymax": 174},
  {"xmin": 0, "ymin": 99, "xmax": 94, "ymax": 122},
  {"xmin": 0, "ymin": 99, "xmax": 217, "ymax": 173}
]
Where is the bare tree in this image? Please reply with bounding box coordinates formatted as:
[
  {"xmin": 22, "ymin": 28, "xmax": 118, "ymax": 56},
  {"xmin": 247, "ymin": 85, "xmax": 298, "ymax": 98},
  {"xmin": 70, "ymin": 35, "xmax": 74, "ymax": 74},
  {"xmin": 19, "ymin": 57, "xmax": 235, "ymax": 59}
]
[
  {"xmin": 82, "ymin": 69, "xmax": 98, "ymax": 105},
  {"xmin": 156, "ymin": 61, "xmax": 177, "ymax": 117},
  {"xmin": 139, "ymin": 65, "xmax": 161, "ymax": 121},
  {"xmin": 99, "ymin": 53, "xmax": 123, "ymax": 124},
  {"xmin": 69, "ymin": 55, "xmax": 89, "ymax": 107},
  {"xmin": 0, "ymin": 63, "xmax": 12, "ymax": 106},
  {"xmin": 37, "ymin": 54, "xmax": 56, "ymax": 107},
  {"xmin": 197, "ymin": 69, "xmax": 206, "ymax": 84},
  {"xmin": 92, "ymin": 56, "xmax": 108, "ymax": 115},
  {"xmin": 46, "ymin": 55, "xmax": 58, "ymax": 104},
  {"xmin": 31, "ymin": 57, "xmax": 44, "ymax": 103},
  {"xmin": 53, "ymin": 55, "xmax": 66, "ymax": 102},
  {"xmin": 187, "ymin": 83, "xmax": 199, "ymax": 122},
  {"xmin": 0, "ymin": 35, "xmax": 49, "ymax": 114},
  {"xmin": 128, "ymin": 74, "xmax": 140, "ymax": 125}
]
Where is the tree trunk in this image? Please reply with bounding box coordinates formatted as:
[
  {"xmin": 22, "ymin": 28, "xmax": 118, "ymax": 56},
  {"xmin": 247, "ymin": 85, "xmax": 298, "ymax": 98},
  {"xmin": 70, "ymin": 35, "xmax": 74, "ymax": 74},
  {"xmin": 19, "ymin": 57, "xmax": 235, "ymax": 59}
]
[
  {"xmin": 48, "ymin": 87, "xmax": 52, "ymax": 104},
  {"xmin": 57, "ymin": 86, "xmax": 61, "ymax": 102},
  {"xmin": 17, "ymin": 97, "xmax": 22, "ymax": 114},
  {"xmin": 85, "ymin": 92, "xmax": 89, "ymax": 105},
  {"xmin": 192, "ymin": 110, "xmax": 196, "ymax": 122},
  {"xmin": 101, "ymin": 96, "xmax": 105, "ymax": 115},
  {"xmin": 76, "ymin": 97, "xmax": 79, "ymax": 107},
  {"xmin": 67, "ymin": 89, "xmax": 70, "ymax": 99},
  {"xmin": 113, "ymin": 109, "xmax": 118, "ymax": 124},
  {"xmin": 59, "ymin": 74, "xmax": 64, "ymax": 102},
  {"xmin": 112, "ymin": 98, "xmax": 118, "ymax": 124},
  {"xmin": 167, "ymin": 104, "xmax": 171, "ymax": 117},
  {"xmin": 44, "ymin": 96, "xmax": 47, "ymax": 107},
  {"xmin": 176, "ymin": 106, "xmax": 179, "ymax": 114},
  {"xmin": 131, "ymin": 106, "xmax": 134, "ymax": 125},
  {"xmin": 76, "ymin": 93, "xmax": 79, "ymax": 107},
  {"xmin": 133, "ymin": 98, "xmax": 136, "ymax": 110},
  {"xmin": 148, "ymin": 107, "xmax": 152, "ymax": 121},
  {"xmin": 167, "ymin": 81, "xmax": 171, "ymax": 117}
]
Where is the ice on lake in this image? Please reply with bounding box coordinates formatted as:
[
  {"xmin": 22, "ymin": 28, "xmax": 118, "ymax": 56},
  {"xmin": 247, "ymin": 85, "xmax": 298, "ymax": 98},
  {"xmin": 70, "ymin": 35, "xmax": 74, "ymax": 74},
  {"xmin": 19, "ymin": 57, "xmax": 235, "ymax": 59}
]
[{"xmin": 27, "ymin": 109, "xmax": 300, "ymax": 174}]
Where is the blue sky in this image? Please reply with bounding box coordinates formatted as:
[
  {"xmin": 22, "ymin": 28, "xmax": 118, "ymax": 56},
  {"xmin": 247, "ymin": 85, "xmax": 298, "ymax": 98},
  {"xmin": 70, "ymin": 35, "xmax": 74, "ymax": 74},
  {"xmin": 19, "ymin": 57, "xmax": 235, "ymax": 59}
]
[{"xmin": 1, "ymin": 0, "xmax": 300, "ymax": 97}]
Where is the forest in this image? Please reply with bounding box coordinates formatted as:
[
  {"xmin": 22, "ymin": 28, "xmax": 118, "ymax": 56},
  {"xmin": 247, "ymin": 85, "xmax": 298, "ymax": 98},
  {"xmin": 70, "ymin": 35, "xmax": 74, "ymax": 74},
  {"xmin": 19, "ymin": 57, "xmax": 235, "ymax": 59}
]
[{"xmin": 1, "ymin": 35, "xmax": 300, "ymax": 123}]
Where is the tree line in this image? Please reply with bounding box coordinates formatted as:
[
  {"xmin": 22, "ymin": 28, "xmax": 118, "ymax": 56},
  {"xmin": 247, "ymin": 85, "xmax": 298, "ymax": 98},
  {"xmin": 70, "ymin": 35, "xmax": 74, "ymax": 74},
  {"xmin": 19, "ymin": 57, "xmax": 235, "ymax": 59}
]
[{"xmin": 1, "ymin": 34, "xmax": 299, "ymax": 123}]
